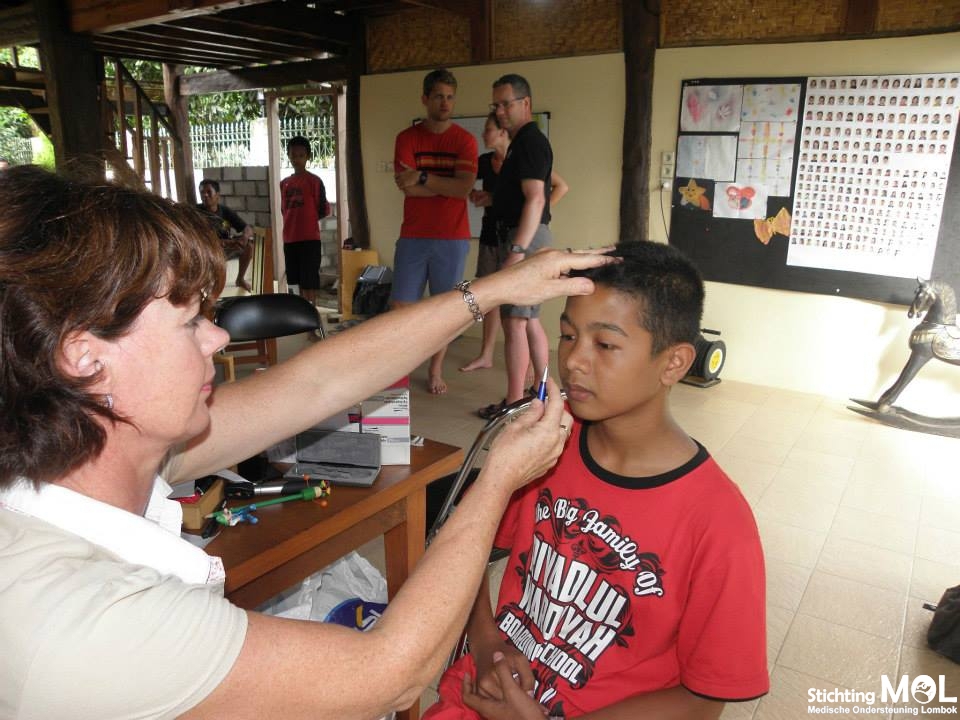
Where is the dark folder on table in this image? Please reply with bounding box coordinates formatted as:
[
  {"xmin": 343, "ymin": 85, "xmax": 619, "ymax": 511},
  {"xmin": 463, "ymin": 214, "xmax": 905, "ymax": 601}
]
[{"xmin": 284, "ymin": 429, "xmax": 382, "ymax": 487}]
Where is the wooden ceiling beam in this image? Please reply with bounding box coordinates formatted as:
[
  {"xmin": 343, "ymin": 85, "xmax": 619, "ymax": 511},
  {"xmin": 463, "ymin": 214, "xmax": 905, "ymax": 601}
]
[
  {"xmin": 166, "ymin": 15, "xmax": 347, "ymax": 55},
  {"xmin": 91, "ymin": 39, "xmax": 245, "ymax": 68},
  {"xmin": 0, "ymin": 88, "xmax": 47, "ymax": 111},
  {"xmin": 215, "ymin": 3, "xmax": 353, "ymax": 46},
  {"xmin": 0, "ymin": 4, "xmax": 39, "ymax": 47},
  {"xmin": 111, "ymin": 27, "xmax": 319, "ymax": 63},
  {"xmin": 67, "ymin": 0, "xmax": 275, "ymax": 34},
  {"xmin": 0, "ymin": 66, "xmax": 45, "ymax": 92},
  {"xmin": 399, "ymin": 0, "xmax": 482, "ymax": 17},
  {"xmin": 178, "ymin": 57, "xmax": 350, "ymax": 95}
]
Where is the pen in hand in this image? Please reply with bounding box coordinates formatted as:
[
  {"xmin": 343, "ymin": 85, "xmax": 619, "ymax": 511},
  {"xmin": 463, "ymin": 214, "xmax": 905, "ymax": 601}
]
[{"xmin": 536, "ymin": 365, "xmax": 549, "ymax": 402}]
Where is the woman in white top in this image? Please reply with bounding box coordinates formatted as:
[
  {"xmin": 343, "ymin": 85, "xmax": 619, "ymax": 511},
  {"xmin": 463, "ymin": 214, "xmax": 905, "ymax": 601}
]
[{"xmin": 0, "ymin": 165, "xmax": 615, "ymax": 719}]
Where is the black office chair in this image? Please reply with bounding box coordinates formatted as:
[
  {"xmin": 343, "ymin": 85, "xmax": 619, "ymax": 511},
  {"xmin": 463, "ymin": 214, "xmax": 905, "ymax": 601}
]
[{"xmin": 214, "ymin": 294, "xmax": 324, "ymax": 367}]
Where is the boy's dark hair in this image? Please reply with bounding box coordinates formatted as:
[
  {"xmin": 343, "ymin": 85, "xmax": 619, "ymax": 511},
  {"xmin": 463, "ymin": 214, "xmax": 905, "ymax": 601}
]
[
  {"xmin": 423, "ymin": 68, "xmax": 457, "ymax": 96},
  {"xmin": 198, "ymin": 178, "xmax": 220, "ymax": 193},
  {"xmin": 572, "ymin": 240, "xmax": 704, "ymax": 354},
  {"xmin": 493, "ymin": 73, "xmax": 532, "ymax": 101},
  {"xmin": 286, "ymin": 135, "xmax": 312, "ymax": 157}
]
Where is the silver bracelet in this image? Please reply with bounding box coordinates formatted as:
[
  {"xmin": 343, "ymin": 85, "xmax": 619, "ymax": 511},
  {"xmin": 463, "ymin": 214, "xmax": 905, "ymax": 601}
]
[{"xmin": 455, "ymin": 280, "xmax": 483, "ymax": 323}]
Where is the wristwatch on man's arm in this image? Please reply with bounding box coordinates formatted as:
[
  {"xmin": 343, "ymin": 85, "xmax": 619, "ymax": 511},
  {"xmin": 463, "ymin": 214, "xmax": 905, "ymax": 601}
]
[
  {"xmin": 508, "ymin": 243, "xmax": 526, "ymax": 254},
  {"xmin": 417, "ymin": 170, "xmax": 428, "ymax": 186}
]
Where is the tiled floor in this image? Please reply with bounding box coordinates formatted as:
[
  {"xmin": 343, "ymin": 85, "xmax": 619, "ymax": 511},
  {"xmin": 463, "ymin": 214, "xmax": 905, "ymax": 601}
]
[{"xmin": 274, "ymin": 329, "xmax": 960, "ymax": 719}]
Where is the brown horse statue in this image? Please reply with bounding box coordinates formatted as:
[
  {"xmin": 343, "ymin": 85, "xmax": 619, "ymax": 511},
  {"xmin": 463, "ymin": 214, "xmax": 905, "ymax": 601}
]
[{"xmin": 850, "ymin": 279, "xmax": 960, "ymax": 437}]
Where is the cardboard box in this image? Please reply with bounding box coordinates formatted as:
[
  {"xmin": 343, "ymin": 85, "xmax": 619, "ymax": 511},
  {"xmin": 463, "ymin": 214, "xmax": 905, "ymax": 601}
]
[
  {"xmin": 361, "ymin": 377, "xmax": 410, "ymax": 465},
  {"xmin": 312, "ymin": 404, "xmax": 361, "ymax": 433},
  {"xmin": 177, "ymin": 478, "xmax": 225, "ymax": 531}
]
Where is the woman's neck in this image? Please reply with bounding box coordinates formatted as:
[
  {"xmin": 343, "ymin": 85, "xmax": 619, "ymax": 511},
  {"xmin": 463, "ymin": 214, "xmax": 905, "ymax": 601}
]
[{"xmin": 56, "ymin": 431, "xmax": 165, "ymax": 515}]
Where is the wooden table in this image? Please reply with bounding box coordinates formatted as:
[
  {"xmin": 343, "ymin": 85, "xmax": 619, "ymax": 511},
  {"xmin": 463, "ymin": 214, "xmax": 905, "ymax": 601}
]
[{"xmin": 207, "ymin": 438, "xmax": 463, "ymax": 720}]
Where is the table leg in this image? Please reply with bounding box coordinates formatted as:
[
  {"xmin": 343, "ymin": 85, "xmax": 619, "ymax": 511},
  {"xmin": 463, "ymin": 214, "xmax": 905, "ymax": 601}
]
[{"xmin": 385, "ymin": 487, "xmax": 427, "ymax": 720}]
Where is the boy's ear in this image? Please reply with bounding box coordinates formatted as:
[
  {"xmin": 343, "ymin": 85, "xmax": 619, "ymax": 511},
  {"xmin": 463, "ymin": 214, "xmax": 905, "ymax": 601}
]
[{"xmin": 660, "ymin": 343, "xmax": 696, "ymax": 386}]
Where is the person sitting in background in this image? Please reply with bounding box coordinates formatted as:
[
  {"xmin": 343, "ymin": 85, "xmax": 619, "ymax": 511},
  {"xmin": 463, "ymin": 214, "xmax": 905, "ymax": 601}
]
[
  {"xmin": 0, "ymin": 164, "xmax": 618, "ymax": 720},
  {"xmin": 425, "ymin": 241, "xmax": 768, "ymax": 720},
  {"xmin": 197, "ymin": 177, "xmax": 254, "ymax": 292}
]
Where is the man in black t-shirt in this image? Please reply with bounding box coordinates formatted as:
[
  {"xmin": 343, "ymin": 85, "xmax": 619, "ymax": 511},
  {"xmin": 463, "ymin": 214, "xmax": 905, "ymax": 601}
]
[
  {"xmin": 198, "ymin": 178, "xmax": 254, "ymax": 292},
  {"xmin": 490, "ymin": 74, "xmax": 554, "ymax": 409}
]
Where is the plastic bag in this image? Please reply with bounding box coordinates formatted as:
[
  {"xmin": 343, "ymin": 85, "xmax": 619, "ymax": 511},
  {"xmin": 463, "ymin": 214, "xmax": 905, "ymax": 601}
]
[{"xmin": 259, "ymin": 551, "xmax": 388, "ymax": 631}]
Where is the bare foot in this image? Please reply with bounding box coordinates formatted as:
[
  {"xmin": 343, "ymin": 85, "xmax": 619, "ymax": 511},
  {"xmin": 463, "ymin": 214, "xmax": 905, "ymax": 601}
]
[
  {"xmin": 236, "ymin": 277, "xmax": 253, "ymax": 292},
  {"xmin": 459, "ymin": 357, "xmax": 493, "ymax": 372},
  {"xmin": 428, "ymin": 374, "xmax": 448, "ymax": 395}
]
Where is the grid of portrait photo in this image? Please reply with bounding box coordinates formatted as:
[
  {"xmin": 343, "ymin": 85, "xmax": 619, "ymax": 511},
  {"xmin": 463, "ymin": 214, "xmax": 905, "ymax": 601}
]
[{"xmin": 790, "ymin": 73, "xmax": 959, "ymax": 279}]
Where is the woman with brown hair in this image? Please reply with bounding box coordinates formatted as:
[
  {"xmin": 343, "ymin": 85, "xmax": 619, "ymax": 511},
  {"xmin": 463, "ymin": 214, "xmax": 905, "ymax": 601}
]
[{"xmin": 0, "ymin": 166, "xmax": 614, "ymax": 719}]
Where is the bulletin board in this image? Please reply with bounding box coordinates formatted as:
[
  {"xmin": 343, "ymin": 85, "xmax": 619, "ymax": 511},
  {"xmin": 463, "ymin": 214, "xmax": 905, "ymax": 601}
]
[{"xmin": 668, "ymin": 74, "xmax": 960, "ymax": 305}]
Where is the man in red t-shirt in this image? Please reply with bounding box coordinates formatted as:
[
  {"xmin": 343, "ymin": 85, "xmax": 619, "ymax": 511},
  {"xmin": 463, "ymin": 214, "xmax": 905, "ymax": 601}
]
[
  {"xmin": 424, "ymin": 241, "xmax": 768, "ymax": 719},
  {"xmin": 392, "ymin": 69, "xmax": 478, "ymax": 395}
]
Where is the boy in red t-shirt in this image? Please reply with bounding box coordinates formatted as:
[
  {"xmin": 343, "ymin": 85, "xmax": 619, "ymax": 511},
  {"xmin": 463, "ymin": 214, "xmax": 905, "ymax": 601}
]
[
  {"xmin": 280, "ymin": 135, "xmax": 329, "ymax": 304},
  {"xmin": 425, "ymin": 241, "xmax": 768, "ymax": 719}
]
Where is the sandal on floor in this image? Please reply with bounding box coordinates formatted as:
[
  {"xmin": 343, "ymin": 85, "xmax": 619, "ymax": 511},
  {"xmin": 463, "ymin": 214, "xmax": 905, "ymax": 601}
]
[{"xmin": 477, "ymin": 399, "xmax": 507, "ymax": 420}]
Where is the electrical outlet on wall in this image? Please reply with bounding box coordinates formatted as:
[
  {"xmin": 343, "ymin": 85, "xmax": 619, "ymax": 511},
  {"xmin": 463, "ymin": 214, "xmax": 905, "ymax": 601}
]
[{"xmin": 659, "ymin": 150, "xmax": 675, "ymax": 183}]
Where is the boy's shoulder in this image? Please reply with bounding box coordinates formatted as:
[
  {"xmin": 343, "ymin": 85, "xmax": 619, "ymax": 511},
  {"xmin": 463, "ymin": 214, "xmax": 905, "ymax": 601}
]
[{"xmin": 282, "ymin": 170, "xmax": 320, "ymax": 183}]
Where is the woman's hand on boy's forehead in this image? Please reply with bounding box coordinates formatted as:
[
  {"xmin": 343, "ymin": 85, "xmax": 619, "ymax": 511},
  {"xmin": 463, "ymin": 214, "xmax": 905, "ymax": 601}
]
[{"xmin": 472, "ymin": 247, "xmax": 620, "ymax": 314}]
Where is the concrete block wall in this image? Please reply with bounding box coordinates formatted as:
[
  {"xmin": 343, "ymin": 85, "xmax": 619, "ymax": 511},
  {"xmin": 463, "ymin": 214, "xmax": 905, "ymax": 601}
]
[
  {"xmin": 202, "ymin": 165, "xmax": 340, "ymax": 280},
  {"xmin": 202, "ymin": 165, "xmax": 273, "ymax": 229}
]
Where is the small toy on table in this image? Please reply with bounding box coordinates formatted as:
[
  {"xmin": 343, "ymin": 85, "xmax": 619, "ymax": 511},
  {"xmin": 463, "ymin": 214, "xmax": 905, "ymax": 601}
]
[{"xmin": 207, "ymin": 481, "xmax": 331, "ymax": 527}]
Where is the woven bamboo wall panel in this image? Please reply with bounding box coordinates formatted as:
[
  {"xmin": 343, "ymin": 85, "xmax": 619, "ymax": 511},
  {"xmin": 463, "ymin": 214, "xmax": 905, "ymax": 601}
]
[
  {"xmin": 367, "ymin": 8, "xmax": 472, "ymax": 73},
  {"xmin": 877, "ymin": 0, "xmax": 960, "ymax": 31},
  {"xmin": 493, "ymin": 0, "xmax": 621, "ymax": 60},
  {"xmin": 661, "ymin": 0, "xmax": 846, "ymax": 46}
]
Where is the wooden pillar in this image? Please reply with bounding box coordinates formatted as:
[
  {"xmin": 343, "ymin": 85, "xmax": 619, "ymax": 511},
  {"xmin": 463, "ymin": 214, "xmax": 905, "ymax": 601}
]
[
  {"xmin": 469, "ymin": 0, "xmax": 492, "ymax": 64},
  {"xmin": 33, "ymin": 0, "xmax": 104, "ymax": 173},
  {"xmin": 163, "ymin": 63, "xmax": 196, "ymax": 204},
  {"xmin": 619, "ymin": 1, "xmax": 659, "ymax": 242},
  {"xmin": 346, "ymin": 16, "xmax": 370, "ymax": 248}
]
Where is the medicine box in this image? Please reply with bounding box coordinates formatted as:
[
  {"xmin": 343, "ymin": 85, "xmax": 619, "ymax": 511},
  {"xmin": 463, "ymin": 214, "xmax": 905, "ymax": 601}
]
[
  {"xmin": 361, "ymin": 377, "xmax": 411, "ymax": 465},
  {"xmin": 313, "ymin": 403, "xmax": 361, "ymax": 433}
]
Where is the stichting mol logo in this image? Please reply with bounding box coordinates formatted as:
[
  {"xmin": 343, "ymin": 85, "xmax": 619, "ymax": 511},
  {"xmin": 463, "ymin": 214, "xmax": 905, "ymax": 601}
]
[{"xmin": 881, "ymin": 675, "xmax": 957, "ymax": 705}]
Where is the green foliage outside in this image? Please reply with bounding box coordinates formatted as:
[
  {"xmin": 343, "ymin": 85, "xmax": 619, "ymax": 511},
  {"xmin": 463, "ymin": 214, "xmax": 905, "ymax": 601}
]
[
  {"xmin": 0, "ymin": 49, "xmax": 333, "ymax": 165},
  {"xmin": 104, "ymin": 58, "xmax": 333, "ymax": 125},
  {"xmin": 0, "ymin": 47, "xmax": 41, "ymax": 164}
]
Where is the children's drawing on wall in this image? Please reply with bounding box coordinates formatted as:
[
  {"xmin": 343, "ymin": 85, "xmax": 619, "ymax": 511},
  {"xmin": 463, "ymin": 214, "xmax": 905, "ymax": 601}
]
[
  {"xmin": 754, "ymin": 207, "xmax": 792, "ymax": 245},
  {"xmin": 677, "ymin": 178, "xmax": 712, "ymax": 211},
  {"xmin": 735, "ymin": 85, "xmax": 800, "ymax": 197},
  {"xmin": 676, "ymin": 135, "xmax": 737, "ymax": 181},
  {"xmin": 713, "ymin": 182, "xmax": 767, "ymax": 220},
  {"xmin": 790, "ymin": 73, "xmax": 959, "ymax": 279},
  {"xmin": 680, "ymin": 85, "xmax": 743, "ymax": 132},
  {"xmin": 741, "ymin": 84, "xmax": 801, "ymax": 121},
  {"xmin": 737, "ymin": 122, "xmax": 797, "ymax": 196}
]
